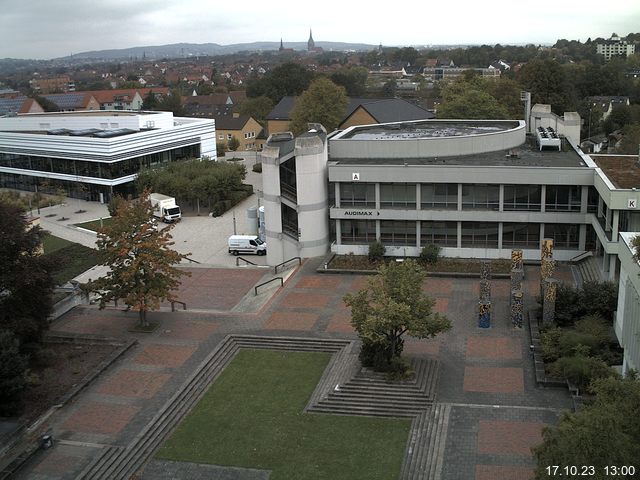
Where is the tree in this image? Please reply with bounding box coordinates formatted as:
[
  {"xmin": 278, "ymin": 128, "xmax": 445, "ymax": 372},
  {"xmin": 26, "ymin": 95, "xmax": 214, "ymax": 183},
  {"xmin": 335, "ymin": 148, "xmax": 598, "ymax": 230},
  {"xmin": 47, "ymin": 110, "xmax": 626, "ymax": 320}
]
[
  {"xmin": 246, "ymin": 62, "xmax": 314, "ymax": 104},
  {"xmin": 0, "ymin": 202, "xmax": 54, "ymax": 349},
  {"xmin": 0, "ymin": 330, "xmax": 29, "ymax": 416},
  {"xmin": 438, "ymin": 85, "xmax": 509, "ymax": 119},
  {"xmin": 533, "ymin": 376, "xmax": 640, "ymax": 478},
  {"xmin": 330, "ymin": 66, "xmax": 369, "ymax": 97},
  {"xmin": 157, "ymin": 90, "xmax": 184, "ymax": 116},
  {"xmin": 381, "ymin": 79, "xmax": 396, "ymax": 98},
  {"xmin": 343, "ymin": 260, "xmax": 451, "ymax": 372},
  {"xmin": 142, "ymin": 90, "xmax": 159, "ymax": 110},
  {"xmin": 88, "ymin": 191, "xmax": 191, "ymax": 327},
  {"xmin": 517, "ymin": 59, "xmax": 575, "ymax": 113},
  {"xmin": 289, "ymin": 78, "xmax": 348, "ymax": 135},
  {"xmin": 227, "ymin": 136, "xmax": 240, "ymax": 152},
  {"xmin": 237, "ymin": 95, "xmax": 274, "ymax": 125}
]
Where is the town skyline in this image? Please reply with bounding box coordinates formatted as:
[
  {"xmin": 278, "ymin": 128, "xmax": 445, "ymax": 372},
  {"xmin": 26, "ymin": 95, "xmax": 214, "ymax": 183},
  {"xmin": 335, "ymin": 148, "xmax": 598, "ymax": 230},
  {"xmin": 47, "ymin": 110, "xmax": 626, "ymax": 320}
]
[{"xmin": 1, "ymin": 0, "xmax": 639, "ymax": 60}]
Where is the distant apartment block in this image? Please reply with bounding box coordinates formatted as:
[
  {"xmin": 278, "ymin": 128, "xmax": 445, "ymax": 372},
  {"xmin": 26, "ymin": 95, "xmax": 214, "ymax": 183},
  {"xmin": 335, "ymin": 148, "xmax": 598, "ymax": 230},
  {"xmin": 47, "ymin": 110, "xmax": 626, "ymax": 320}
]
[
  {"xmin": 596, "ymin": 34, "xmax": 635, "ymax": 61},
  {"xmin": 29, "ymin": 75, "xmax": 75, "ymax": 94}
]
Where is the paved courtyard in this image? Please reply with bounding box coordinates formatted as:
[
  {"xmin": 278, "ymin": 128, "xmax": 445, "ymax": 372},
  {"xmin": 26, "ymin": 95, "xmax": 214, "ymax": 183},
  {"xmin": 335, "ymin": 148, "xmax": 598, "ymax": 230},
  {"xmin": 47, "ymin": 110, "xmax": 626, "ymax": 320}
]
[{"xmin": 14, "ymin": 260, "xmax": 574, "ymax": 480}]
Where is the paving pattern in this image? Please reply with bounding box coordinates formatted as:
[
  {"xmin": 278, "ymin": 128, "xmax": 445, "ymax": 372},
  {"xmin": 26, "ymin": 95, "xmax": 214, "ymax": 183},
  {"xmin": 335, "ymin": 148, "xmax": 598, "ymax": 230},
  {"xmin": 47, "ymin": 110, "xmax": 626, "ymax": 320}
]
[{"xmin": 12, "ymin": 261, "xmax": 575, "ymax": 480}]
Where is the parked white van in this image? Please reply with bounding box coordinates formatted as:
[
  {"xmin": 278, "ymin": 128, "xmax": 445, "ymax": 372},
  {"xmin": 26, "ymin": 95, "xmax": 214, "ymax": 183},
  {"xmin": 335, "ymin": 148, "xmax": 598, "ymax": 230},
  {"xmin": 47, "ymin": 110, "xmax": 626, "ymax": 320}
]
[{"xmin": 228, "ymin": 235, "xmax": 267, "ymax": 256}]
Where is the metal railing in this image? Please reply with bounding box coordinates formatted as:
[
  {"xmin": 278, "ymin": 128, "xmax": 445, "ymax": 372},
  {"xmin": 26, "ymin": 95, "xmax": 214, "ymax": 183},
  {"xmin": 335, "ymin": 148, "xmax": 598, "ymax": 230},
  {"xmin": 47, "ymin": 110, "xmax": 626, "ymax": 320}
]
[
  {"xmin": 274, "ymin": 256, "xmax": 302, "ymax": 274},
  {"xmin": 254, "ymin": 277, "xmax": 283, "ymax": 295},
  {"xmin": 171, "ymin": 300, "xmax": 187, "ymax": 312},
  {"xmin": 236, "ymin": 256, "xmax": 258, "ymax": 266},
  {"xmin": 184, "ymin": 256, "xmax": 201, "ymax": 264}
]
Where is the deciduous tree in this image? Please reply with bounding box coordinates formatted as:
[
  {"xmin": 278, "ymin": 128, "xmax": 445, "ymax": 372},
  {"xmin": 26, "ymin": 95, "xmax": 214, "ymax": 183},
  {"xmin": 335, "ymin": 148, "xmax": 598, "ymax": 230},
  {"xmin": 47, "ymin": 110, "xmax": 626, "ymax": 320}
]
[
  {"xmin": 88, "ymin": 191, "xmax": 190, "ymax": 327},
  {"xmin": 343, "ymin": 260, "xmax": 451, "ymax": 371},
  {"xmin": 0, "ymin": 330, "xmax": 29, "ymax": 416},
  {"xmin": 289, "ymin": 78, "xmax": 348, "ymax": 135}
]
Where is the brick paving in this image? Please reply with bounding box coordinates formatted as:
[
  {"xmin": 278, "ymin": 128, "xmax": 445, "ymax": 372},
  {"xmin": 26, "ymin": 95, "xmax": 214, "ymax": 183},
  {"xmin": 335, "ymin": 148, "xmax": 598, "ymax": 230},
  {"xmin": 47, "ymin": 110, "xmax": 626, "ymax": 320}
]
[{"xmin": 16, "ymin": 260, "xmax": 577, "ymax": 480}]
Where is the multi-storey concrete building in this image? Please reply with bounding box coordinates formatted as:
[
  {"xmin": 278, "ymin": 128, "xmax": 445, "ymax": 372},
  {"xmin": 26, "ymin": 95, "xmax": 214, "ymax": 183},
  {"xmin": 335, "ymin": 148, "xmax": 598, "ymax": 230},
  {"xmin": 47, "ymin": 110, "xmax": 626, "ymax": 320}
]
[
  {"xmin": 0, "ymin": 110, "xmax": 215, "ymax": 202},
  {"xmin": 596, "ymin": 34, "xmax": 636, "ymax": 61}
]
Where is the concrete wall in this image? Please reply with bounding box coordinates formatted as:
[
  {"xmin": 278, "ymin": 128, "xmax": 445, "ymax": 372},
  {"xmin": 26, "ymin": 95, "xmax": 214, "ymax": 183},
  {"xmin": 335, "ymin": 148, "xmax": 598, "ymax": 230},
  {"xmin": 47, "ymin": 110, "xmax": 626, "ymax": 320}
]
[
  {"xmin": 615, "ymin": 232, "xmax": 640, "ymax": 375},
  {"xmin": 529, "ymin": 104, "xmax": 581, "ymax": 146},
  {"xmin": 260, "ymin": 144, "xmax": 286, "ymax": 266}
]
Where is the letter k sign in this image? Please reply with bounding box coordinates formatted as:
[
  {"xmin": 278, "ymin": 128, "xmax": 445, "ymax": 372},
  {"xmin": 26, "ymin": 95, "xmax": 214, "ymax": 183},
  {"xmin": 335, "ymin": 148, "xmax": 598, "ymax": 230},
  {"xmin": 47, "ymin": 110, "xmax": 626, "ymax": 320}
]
[{"xmin": 629, "ymin": 199, "xmax": 637, "ymax": 209}]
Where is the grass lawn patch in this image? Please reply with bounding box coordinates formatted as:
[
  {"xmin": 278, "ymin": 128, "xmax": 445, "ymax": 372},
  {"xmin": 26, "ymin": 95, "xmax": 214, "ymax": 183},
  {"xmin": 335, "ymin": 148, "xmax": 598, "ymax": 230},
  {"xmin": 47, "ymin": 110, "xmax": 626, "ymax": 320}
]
[
  {"xmin": 43, "ymin": 234, "xmax": 98, "ymax": 285},
  {"xmin": 74, "ymin": 217, "xmax": 112, "ymax": 232},
  {"xmin": 330, "ymin": 254, "xmax": 511, "ymax": 274},
  {"xmin": 157, "ymin": 349, "xmax": 411, "ymax": 480}
]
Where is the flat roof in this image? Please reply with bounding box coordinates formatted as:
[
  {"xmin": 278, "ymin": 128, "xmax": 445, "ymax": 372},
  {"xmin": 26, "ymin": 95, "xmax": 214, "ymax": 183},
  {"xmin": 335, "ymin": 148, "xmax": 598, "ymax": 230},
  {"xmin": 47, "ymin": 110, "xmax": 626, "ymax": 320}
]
[
  {"xmin": 13, "ymin": 110, "xmax": 159, "ymax": 117},
  {"xmin": 330, "ymin": 135, "xmax": 587, "ymax": 168},
  {"xmin": 337, "ymin": 120, "xmax": 521, "ymax": 140},
  {"xmin": 592, "ymin": 155, "xmax": 640, "ymax": 189}
]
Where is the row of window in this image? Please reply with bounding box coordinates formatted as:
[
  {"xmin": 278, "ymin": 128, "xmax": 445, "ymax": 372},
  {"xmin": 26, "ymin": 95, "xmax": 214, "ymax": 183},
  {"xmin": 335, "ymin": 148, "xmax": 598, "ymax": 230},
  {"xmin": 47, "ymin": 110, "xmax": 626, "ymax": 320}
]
[
  {"xmin": 337, "ymin": 183, "xmax": 597, "ymax": 212},
  {"xmin": 0, "ymin": 145, "xmax": 200, "ymax": 180},
  {"xmin": 340, "ymin": 220, "xmax": 583, "ymax": 249},
  {"xmin": 217, "ymin": 132, "xmax": 256, "ymax": 141}
]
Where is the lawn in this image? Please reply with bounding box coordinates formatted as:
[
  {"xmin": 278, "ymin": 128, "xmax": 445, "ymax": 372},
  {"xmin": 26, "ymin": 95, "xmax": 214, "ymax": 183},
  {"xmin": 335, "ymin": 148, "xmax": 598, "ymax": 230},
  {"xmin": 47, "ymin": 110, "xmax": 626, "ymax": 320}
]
[
  {"xmin": 42, "ymin": 234, "xmax": 98, "ymax": 285},
  {"xmin": 157, "ymin": 349, "xmax": 411, "ymax": 480},
  {"xmin": 74, "ymin": 217, "xmax": 112, "ymax": 232}
]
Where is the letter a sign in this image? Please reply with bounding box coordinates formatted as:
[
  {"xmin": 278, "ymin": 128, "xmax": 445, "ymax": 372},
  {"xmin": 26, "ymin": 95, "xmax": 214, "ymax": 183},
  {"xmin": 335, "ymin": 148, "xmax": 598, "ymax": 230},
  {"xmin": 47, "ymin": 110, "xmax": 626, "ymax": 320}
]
[{"xmin": 352, "ymin": 172, "xmax": 360, "ymax": 181}]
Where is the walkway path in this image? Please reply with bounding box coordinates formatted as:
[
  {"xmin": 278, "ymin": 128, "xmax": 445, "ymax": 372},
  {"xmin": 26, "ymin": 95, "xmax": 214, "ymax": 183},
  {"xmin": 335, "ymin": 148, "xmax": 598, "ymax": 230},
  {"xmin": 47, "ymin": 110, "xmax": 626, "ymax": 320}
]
[{"xmin": 13, "ymin": 259, "xmax": 574, "ymax": 480}]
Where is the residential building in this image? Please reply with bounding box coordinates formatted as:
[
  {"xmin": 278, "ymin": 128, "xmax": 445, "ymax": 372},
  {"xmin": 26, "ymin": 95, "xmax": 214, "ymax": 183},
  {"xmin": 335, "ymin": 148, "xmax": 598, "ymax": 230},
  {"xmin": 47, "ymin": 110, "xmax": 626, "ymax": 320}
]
[
  {"xmin": 0, "ymin": 111, "xmax": 215, "ymax": 202},
  {"xmin": 42, "ymin": 92, "xmax": 100, "ymax": 112},
  {"xmin": 0, "ymin": 96, "xmax": 44, "ymax": 115},
  {"xmin": 266, "ymin": 97, "xmax": 434, "ymax": 136},
  {"xmin": 82, "ymin": 88, "xmax": 170, "ymax": 110},
  {"xmin": 588, "ymin": 96, "xmax": 630, "ymax": 120},
  {"xmin": 29, "ymin": 75, "xmax": 75, "ymax": 94},
  {"xmin": 596, "ymin": 34, "xmax": 635, "ymax": 61},
  {"xmin": 213, "ymin": 111, "xmax": 263, "ymax": 151},
  {"xmin": 422, "ymin": 66, "xmax": 501, "ymax": 82}
]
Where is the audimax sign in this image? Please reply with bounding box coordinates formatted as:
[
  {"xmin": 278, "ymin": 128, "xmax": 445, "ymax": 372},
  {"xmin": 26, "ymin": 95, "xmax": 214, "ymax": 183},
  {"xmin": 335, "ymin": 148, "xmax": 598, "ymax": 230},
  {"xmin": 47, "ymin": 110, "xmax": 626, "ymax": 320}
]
[{"xmin": 343, "ymin": 210, "xmax": 380, "ymax": 216}]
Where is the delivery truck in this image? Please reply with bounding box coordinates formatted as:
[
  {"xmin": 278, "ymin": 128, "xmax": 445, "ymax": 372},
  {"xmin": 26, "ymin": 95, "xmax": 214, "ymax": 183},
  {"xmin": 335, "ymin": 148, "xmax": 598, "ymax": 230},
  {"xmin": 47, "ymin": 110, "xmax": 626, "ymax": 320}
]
[
  {"xmin": 150, "ymin": 193, "xmax": 182, "ymax": 223},
  {"xmin": 228, "ymin": 235, "xmax": 267, "ymax": 256}
]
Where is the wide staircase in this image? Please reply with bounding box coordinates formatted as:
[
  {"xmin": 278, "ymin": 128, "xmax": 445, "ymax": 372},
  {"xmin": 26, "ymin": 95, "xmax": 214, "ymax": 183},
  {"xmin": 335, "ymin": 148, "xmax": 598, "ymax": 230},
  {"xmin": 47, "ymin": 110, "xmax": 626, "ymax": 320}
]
[
  {"xmin": 307, "ymin": 358, "xmax": 439, "ymax": 418},
  {"xmin": 576, "ymin": 255, "xmax": 602, "ymax": 285}
]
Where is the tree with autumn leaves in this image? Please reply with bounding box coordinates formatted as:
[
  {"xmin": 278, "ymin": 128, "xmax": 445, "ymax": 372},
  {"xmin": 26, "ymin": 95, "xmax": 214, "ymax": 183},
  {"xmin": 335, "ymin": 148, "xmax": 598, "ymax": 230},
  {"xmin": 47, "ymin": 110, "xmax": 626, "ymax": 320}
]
[{"xmin": 87, "ymin": 190, "xmax": 190, "ymax": 327}]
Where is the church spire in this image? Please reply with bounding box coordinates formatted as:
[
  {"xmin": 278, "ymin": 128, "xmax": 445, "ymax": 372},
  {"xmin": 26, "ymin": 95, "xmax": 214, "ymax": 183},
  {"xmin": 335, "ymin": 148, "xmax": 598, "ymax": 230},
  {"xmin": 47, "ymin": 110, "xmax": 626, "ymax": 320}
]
[
  {"xmin": 307, "ymin": 29, "xmax": 315, "ymax": 51},
  {"xmin": 279, "ymin": 38, "xmax": 284, "ymax": 51}
]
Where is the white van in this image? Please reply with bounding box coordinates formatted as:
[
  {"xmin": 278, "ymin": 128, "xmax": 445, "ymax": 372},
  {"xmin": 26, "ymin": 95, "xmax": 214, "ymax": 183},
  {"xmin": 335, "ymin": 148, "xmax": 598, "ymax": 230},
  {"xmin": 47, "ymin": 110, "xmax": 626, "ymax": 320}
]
[{"xmin": 228, "ymin": 235, "xmax": 267, "ymax": 256}]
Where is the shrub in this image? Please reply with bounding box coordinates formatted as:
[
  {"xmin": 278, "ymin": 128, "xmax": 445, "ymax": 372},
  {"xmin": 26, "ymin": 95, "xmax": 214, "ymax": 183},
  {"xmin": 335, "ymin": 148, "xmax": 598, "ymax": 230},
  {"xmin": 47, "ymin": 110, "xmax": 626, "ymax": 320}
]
[
  {"xmin": 0, "ymin": 330, "xmax": 29, "ymax": 416},
  {"xmin": 368, "ymin": 241, "xmax": 385, "ymax": 262},
  {"xmin": 550, "ymin": 354, "xmax": 617, "ymax": 391},
  {"xmin": 419, "ymin": 244, "xmax": 441, "ymax": 264},
  {"xmin": 540, "ymin": 326, "xmax": 563, "ymax": 362},
  {"xmin": 554, "ymin": 281, "xmax": 618, "ymax": 327},
  {"xmin": 107, "ymin": 194, "xmax": 126, "ymax": 217},
  {"xmin": 632, "ymin": 234, "xmax": 640, "ymax": 261},
  {"xmin": 252, "ymin": 162, "xmax": 262, "ymax": 173}
]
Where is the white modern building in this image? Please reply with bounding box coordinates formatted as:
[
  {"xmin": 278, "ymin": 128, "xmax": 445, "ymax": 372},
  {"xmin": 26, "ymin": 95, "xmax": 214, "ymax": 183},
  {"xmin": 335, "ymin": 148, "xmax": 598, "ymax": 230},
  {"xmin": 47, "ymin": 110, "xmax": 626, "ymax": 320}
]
[
  {"xmin": 596, "ymin": 34, "xmax": 636, "ymax": 61},
  {"xmin": 0, "ymin": 110, "xmax": 216, "ymax": 201},
  {"xmin": 615, "ymin": 233, "xmax": 640, "ymax": 375}
]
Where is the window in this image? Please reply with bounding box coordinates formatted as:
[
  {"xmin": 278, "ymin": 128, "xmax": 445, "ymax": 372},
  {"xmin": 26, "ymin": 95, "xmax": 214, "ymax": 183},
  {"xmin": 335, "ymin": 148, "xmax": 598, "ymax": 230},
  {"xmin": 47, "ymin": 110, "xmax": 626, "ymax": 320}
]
[
  {"xmin": 545, "ymin": 185, "xmax": 581, "ymax": 211},
  {"xmin": 421, "ymin": 183, "xmax": 457, "ymax": 209},
  {"xmin": 502, "ymin": 223, "xmax": 540, "ymax": 248},
  {"xmin": 380, "ymin": 220, "xmax": 416, "ymax": 246},
  {"xmin": 341, "ymin": 220, "xmax": 376, "ymax": 244},
  {"xmin": 461, "ymin": 184, "xmax": 499, "ymax": 210},
  {"xmin": 340, "ymin": 183, "xmax": 375, "ymax": 208},
  {"xmin": 461, "ymin": 222, "xmax": 499, "ymax": 248},
  {"xmin": 380, "ymin": 183, "xmax": 416, "ymax": 209},
  {"xmin": 281, "ymin": 204, "xmax": 298, "ymax": 239},
  {"xmin": 503, "ymin": 185, "xmax": 541, "ymax": 211},
  {"xmin": 544, "ymin": 224, "xmax": 579, "ymax": 249},
  {"xmin": 227, "ymin": 134, "xmax": 233, "ymax": 140},
  {"xmin": 587, "ymin": 186, "xmax": 598, "ymax": 213},
  {"xmin": 218, "ymin": 134, "xmax": 224, "ymax": 139},
  {"xmin": 421, "ymin": 221, "xmax": 457, "ymax": 247}
]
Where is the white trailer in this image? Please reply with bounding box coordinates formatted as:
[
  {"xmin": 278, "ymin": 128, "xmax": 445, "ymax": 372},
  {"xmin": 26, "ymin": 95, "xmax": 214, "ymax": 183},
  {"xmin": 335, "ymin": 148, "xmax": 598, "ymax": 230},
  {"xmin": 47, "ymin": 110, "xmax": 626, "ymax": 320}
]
[{"xmin": 150, "ymin": 193, "xmax": 181, "ymax": 223}]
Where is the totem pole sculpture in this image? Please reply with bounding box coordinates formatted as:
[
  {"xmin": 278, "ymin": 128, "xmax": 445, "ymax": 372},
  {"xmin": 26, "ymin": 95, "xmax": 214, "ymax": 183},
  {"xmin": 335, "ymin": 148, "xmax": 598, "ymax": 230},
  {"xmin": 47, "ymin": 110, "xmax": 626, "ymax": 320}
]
[
  {"xmin": 510, "ymin": 249, "xmax": 524, "ymax": 328},
  {"xmin": 478, "ymin": 261, "xmax": 491, "ymax": 328}
]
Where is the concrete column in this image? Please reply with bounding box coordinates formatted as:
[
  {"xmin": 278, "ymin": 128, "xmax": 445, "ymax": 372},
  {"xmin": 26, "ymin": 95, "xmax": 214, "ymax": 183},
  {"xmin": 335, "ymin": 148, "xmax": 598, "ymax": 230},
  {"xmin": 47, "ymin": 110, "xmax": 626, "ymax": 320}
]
[
  {"xmin": 609, "ymin": 255, "xmax": 617, "ymax": 281},
  {"xmin": 335, "ymin": 183, "xmax": 341, "ymax": 208},
  {"xmin": 612, "ymin": 210, "xmax": 620, "ymax": 240},
  {"xmin": 457, "ymin": 221, "xmax": 462, "ymax": 248},
  {"xmin": 457, "ymin": 183, "xmax": 462, "ymax": 211},
  {"xmin": 579, "ymin": 224, "xmax": 587, "ymax": 250},
  {"xmin": 580, "ymin": 185, "xmax": 589, "ymax": 214},
  {"xmin": 540, "ymin": 185, "xmax": 546, "ymax": 212},
  {"xmin": 539, "ymin": 224, "xmax": 545, "ymax": 249},
  {"xmin": 375, "ymin": 183, "xmax": 380, "ymax": 210},
  {"xmin": 335, "ymin": 219, "xmax": 341, "ymax": 245},
  {"xmin": 498, "ymin": 222, "xmax": 503, "ymax": 249},
  {"xmin": 375, "ymin": 220, "xmax": 381, "ymax": 241},
  {"xmin": 416, "ymin": 221, "xmax": 421, "ymax": 248},
  {"xmin": 605, "ymin": 207, "xmax": 612, "ymax": 233},
  {"xmin": 416, "ymin": 184, "xmax": 421, "ymax": 211},
  {"xmin": 499, "ymin": 184, "xmax": 504, "ymax": 212}
]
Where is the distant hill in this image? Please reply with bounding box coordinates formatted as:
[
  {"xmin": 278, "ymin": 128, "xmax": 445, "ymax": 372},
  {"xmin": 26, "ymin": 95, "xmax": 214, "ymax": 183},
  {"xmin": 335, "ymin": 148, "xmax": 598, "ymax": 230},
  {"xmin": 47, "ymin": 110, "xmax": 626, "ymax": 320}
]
[{"xmin": 60, "ymin": 41, "xmax": 378, "ymax": 60}]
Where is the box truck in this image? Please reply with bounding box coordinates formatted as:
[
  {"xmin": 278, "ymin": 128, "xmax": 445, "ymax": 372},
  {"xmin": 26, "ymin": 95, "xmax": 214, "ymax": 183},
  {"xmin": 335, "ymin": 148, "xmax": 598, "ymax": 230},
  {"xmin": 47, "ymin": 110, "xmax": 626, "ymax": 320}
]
[
  {"xmin": 150, "ymin": 193, "xmax": 181, "ymax": 223},
  {"xmin": 228, "ymin": 235, "xmax": 267, "ymax": 256}
]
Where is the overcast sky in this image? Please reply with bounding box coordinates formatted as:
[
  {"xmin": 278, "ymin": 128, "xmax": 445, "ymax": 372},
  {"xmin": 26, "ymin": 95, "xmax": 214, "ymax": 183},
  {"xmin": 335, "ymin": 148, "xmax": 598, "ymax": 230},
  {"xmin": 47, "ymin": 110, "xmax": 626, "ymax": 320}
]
[{"xmin": 1, "ymin": 0, "xmax": 639, "ymax": 60}]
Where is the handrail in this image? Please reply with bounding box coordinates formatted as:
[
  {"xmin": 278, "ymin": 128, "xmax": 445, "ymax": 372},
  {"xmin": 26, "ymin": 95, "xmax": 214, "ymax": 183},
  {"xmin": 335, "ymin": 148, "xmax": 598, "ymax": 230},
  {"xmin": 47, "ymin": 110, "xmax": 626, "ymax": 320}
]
[
  {"xmin": 569, "ymin": 251, "xmax": 593, "ymax": 264},
  {"xmin": 171, "ymin": 300, "xmax": 187, "ymax": 312},
  {"xmin": 274, "ymin": 256, "xmax": 302, "ymax": 274},
  {"xmin": 184, "ymin": 256, "xmax": 201, "ymax": 264},
  {"xmin": 236, "ymin": 256, "xmax": 258, "ymax": 266},
  {"xmin": 254, "ymin": 277, "xmax": 283, "ymax": 295}
]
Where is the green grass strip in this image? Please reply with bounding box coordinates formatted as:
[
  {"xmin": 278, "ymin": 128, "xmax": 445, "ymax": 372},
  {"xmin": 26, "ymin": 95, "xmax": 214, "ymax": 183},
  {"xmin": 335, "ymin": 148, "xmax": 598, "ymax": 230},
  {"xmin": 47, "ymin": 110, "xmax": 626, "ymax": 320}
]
[{"xmin": 157, "ymin": 349, "xmax": 411, "ymax": 480}]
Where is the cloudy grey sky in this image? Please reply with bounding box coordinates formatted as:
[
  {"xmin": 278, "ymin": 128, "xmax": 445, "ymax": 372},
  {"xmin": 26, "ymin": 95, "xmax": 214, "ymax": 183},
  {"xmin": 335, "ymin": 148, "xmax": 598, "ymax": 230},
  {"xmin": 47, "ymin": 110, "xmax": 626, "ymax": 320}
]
[{"xmin": 1, "ymin": 0, "xmax": 639, "ymax": 60}]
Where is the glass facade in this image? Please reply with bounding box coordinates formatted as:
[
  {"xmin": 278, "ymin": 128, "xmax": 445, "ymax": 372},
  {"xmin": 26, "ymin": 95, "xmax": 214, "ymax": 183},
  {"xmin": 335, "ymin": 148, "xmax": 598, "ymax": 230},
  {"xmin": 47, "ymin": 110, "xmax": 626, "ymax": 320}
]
[
  {"xmin": 502, "ymin": 222, "xmax": 540, "ymax": 248},
  {"xmin": 380, "ymin": 220, "xmax": 416, "ymax": 245},
  {"xmin": 279, "ymin": 157, "xmax": 297, "ymax": 202},
  {"xmin": 461, "ymin": 184, "xmax": 500, "ymax": 210},
  {"xmin": 420, "ymin": 221, "xmax": 457, "ymax": 247},
  {"xmin": 421, "ymin": 183, "xmax": 457, "ymax": 209},
  {"xmin": 281, "ymin": 203, "xmax": 298, "ymax": 239},
  {"xmin": 461, "ymin": 222, "xmax": 499, "ymax": 248},
  {"xmin": 503, "ymin": 185, "xmax": 541, "ymax": 211},
  {"xmin": 545, "ymin": 185, "xmax": 581, "ymax": 211},
  {"xmin": 341, "ymin": 219, "xmax": 376, "ymax": 244},
  {"xmin": 0, "ymin": 145, "xmax": 199, "ymax": 181},
  {"xmin": 380, "ymin": 183, "xmax": 416, "ymax": 209},
  {"xmin": 340, "ymin": 183, "xmax": 375, "ymax": 207},
  {"xmin": 544, "ymin": 223, "xmax": 580, "ymax": 249}
]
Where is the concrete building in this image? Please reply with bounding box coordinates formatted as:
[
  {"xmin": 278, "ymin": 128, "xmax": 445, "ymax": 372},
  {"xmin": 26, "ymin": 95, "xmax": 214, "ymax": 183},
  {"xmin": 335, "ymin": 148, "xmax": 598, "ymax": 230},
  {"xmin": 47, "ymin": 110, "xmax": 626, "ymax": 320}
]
[
  {"xmin": 0, "ymin": 110, "xmax": 215, "ymax": 202},
  {"xmin": 615, "ymin": 233, "xmax": 640, "ymax": 375},
  {"xmin": 596, "ymin": 34, "xmax": 636, "ymax": 61}
]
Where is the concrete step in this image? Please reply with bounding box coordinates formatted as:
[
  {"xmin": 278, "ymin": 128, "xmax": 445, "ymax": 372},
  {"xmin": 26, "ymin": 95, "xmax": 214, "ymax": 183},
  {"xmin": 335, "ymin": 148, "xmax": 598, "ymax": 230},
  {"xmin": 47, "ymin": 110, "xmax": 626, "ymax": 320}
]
[{"xmin": 309, "ymin": 405, "xmax": 421, "ymax": 418}]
